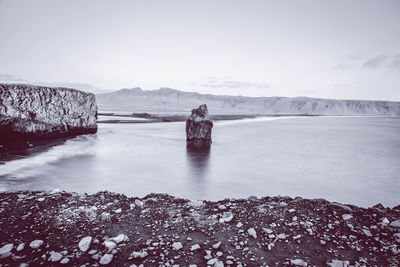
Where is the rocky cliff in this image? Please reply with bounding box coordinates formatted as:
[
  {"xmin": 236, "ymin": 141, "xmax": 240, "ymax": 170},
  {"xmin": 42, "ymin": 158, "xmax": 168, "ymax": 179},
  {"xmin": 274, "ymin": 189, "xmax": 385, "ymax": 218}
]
[
  {"xmin": 0, "ymin": 84, "xmax": 98, "ymax": 142},
  {"xmin": 97, "ymin": 87, "xmax": 400, "ymax": 116},
  {"xmin": 186, "ymin": 104, "xmax": 213, "ymax": 147}
]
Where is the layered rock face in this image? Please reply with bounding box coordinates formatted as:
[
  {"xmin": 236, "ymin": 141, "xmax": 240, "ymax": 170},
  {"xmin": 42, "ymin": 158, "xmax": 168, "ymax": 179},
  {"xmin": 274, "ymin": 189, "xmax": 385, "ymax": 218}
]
[
  {"xmin": 186, "ymin": 104, "xmax": 213, "ymax": 147},
  {"xmin": 0, "ymin": 84, "xmax": 98, "ymax": 142}
]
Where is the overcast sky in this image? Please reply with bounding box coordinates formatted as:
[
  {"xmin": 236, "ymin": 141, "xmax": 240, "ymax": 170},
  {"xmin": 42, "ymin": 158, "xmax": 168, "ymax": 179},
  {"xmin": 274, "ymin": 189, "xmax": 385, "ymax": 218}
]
[{"xmin": 0, "ymin": 0, "xmax": 399, "ymax": 100}]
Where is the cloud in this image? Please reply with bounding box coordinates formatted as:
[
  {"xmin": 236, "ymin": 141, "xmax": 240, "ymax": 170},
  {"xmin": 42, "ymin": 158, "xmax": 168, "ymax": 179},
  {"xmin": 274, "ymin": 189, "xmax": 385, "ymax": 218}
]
[
  {"xmin": 198, "ymin": 77, "xmax": 270, "ymax": 89},
  {"xmin": 0, "ymin": 73, "xmax": 99, "ymax": 92},
  {"xmin": 333, "ymin": 64, "xmax": 348, "ymax": 70},
  {"xmin": 0, "ymin": 73, "xmax": 25, "ymax": 82},
  {"xmin": 390, "ymin": 54, "xmax": 400, "ymax": 69},
  {"xmin": 35, "ymin": 81, "xmax": 98, "ymax": 92},
  {"xmin": 363, "ymin": 54, "xmax": 388, "ymax": 68},
  {"xmin": 297, "ymin": 90, "xmax": 317, "ymax": 95}
]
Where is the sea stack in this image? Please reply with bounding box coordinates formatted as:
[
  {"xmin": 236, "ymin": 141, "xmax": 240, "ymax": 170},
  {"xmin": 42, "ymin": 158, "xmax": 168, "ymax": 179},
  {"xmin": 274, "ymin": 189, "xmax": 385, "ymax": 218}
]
[
  {"xmin": 186, "ymin": 104, "xmax": 213, "ymax": 147},
  {"xmin": 0, "ymin": 84, "xmax": 98, "ymax": 142}
]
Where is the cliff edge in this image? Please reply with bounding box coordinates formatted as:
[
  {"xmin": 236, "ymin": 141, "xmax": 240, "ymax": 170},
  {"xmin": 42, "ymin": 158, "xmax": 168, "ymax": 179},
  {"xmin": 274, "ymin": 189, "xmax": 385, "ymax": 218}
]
[{"xmin": 0, "ymin": 84, "xmax": 98, "ymax": 142}]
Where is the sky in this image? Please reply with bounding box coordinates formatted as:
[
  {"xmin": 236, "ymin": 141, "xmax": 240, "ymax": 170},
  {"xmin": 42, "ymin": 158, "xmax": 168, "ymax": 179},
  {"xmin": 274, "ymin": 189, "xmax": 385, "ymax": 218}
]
[{"xmin": 0, "ymin": 0, "xmax": 399, "ymax": 100}]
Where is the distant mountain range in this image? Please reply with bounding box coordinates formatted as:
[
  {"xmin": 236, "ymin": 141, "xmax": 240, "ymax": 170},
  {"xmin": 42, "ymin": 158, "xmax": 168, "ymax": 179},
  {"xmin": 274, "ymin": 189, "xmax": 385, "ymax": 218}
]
[{"xmin": 96, "ymin": 87, "xmax": 400, "ymax": 116}]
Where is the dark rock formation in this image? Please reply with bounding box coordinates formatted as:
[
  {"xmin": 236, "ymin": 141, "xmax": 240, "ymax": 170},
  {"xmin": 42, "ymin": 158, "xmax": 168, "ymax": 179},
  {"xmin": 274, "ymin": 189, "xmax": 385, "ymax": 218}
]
[
  {"xmin": 0, "ymin": 84, "xmax": 98, "ymax": 143},
  {"xmin": 186, "ymin": 104, "xmax": 213, "ymax": 147}
]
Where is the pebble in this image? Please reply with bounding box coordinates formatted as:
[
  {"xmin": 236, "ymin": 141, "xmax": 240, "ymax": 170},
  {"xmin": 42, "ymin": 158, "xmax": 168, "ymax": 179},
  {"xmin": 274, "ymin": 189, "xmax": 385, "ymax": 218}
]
[
  {"xmin": 390, "ymin": 220, "xmax": 400, "ymax": 227},
  {"xmin": 218, "ymin": 204, "xmax": 227, "ymax": 210},
  {"xmin": 78, "ymin": 236, "xmax": 92, "ymax": 252},
  {"xmin": 29, "ymin": 240, "xmax": 44, "ymax": 249},
  {"xmin": 110, "ymin": 234, "xmax": 128, "ymax": 243},
  {"xmin": 114, "ymin": 208, "xmax": 122, "ymax": 213},
  {"xmin": 131, "ymin": 250, "xmax": 148, "ymax": 258},
  {"xmin": 60, "ymin": 257, "xmax": 70, "ymax": 264},
  {"xmin": 247, "ymin": 228, "xmax": 257, "ymax": 238},
  {"xmin": 236, "ymin": 222, "xmax": 243, "ymax": 228},
  {"xmin": 207, "ymin": 258, "xmax": 218, "ymax": 265},
  {"xmin": 204, "ymin": 250, "xmax": 212, "ymax": 260},
  {"xmin": 362, "ymin": 229, "xmax": 372, "ymax": 237},
  {"xmin": 0, "ymin": 244, "xmax": 13, "ymax": 255},
  {"xmin": 262, "ymin": 228, "xmax": 273, "ymax": 234},
  {"xmin": 290, "ymin": 259, "xmax": 308, "ymax": 266},
  {"xmin": 172, "ymin": 242, "xmax": 183, "ymax": 250},
  {"xmin": 212, "ymin": 241, "xmax": 221, "ymax": 249},
  {"xmin": 16, "ymin": 243, "xmax": 24, "ymax": 251},
  {"xmin": 219, "ymin": 211, "xmax": 234, "ymax": 223},
  {"xmin": 327, "ymin": 259, "xmax": 350, "ymax": 267},
  {"xmin": 103, "ymin": 240, "xmax": 117, "ymax": 252},
  {"xmin": 135, "ymin": 199, "xmax": 144, "ymax": 206},
  {"xmin": 88, "ymin": 250, "xmax": 97, "ymax": 255},
  {"xmin": 277, "ymin": 233, "xmax": 287, "ymax": 239},
  {"xmin": 99, "ymin": 253, "xmax": 113, "ymax": 265},
  {"xmin": 342, "ymin": 214, "xmax": 353, "ymax": 220},
  {"xmin": 49, "ymin": 251, "xmax": 63, "ymax": 262},
  {"xmin": 190, "ymin": 244, "xmax": 200, "ymax": 251}
]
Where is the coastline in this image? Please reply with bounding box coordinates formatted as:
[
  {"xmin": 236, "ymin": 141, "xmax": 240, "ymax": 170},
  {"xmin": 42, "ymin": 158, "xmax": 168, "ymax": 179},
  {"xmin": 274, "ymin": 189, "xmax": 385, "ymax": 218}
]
[{"xmin": 0, "ymin": 190, "xmax": 399, "ymax": 266}]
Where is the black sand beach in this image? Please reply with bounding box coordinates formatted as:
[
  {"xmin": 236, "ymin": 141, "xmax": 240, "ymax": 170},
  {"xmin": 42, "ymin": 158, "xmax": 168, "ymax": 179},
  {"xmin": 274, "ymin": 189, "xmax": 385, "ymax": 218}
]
[{"xmin": 0, "ymin": 191, "xmax": 399, "ymax": 266}]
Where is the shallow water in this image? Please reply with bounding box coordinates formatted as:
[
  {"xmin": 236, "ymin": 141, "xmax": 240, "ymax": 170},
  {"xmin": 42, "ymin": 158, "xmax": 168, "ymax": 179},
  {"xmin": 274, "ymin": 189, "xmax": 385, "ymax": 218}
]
[{"xmin": 0, "ymin": 116, "xmax": 399, "ymax": 207}]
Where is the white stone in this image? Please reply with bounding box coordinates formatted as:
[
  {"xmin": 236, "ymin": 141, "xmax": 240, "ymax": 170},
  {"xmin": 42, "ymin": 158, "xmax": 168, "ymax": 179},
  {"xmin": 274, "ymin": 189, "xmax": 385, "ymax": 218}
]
[
  {"xmin": 207, "ymin": 258, "xmax": 218, "ymax": 265},
  {"xmin": 327, "ymin": 259, "xmax": 350, "ymax": 267},
  {"xmin": 103, "ymin": 240, "xmax": 116, "ymax": 252},
  {"xmin": 0, "ymin": 244, "xmax": 13, "ymax": 255},
  {"xmin": 212, "ymin": 241, "xmax": 221, "ymax": 249},
  {"xmin": 78, "ymin": 236, "xmax": 92, "ymax": 252},
  {"xmin": 29, "ymin": 240, "xmax": 44, "ymax": 249},
  {"xmin": 290, "ymin": 259, "xmax": 308, "ymax": 266},
  {"xmin": 172, "ymin": 242, "xmax": 183, "ymax": 250},
  {"xmin": 277, "ymin": 233, "xmax": 286, "ymax": 239},
  {"xmin": 110, "ymin": 234, "xmax": 128, "ymax": 244},
  {"xmin": 131, "ymin": 251, "xmax": 148, "ymax": 258},
  {"xmin": 215, "ymin": 260, "xmax": 224, "ymax": 267},
  {"xmin": 190, "ymin": 244, "xmax": 200, "ymax": 251},
  {"xmin": 60, "ymin": 257, "xmax": 70, "ymax": 264},
  {"xmin": 204, "ymin": 250, "xmax": 212, "ymax": 260},
  {"xmin": 219, "ymin": 211, "xmax": 234, "ymax": 223},
  {"xmin": 382, "ymin": 217, "xmax": 390, "ymax": 224},
  {"xmin": 114, "ymin": 208, "xmax": 122, "ymax": 213},
  {"xmin": 134, "ymin": 199, "xmax": 144, "ymax": 206},
  {"xmin": 390, "ymin": 220, "xmax": 400, "ymax": 227},
  {"xmin": 49, "ymin": 251, "xmax": 63, "ymax": 262},
  {"xmin": 342, "ymin": 214, "xmax": 353, "ymax": 220},
  {"xmin": 99, "ymin": 253, "xmax": 113, "ymax": 265},
  {"xmin": 262, "ymin": 228, "xmax": 273, "ymax": 234},
  {"xmin": 247, "ymin": 228, "xmax": 257, "ymax": 238},
  {"xmin": 236, "ymin": 222, "xmax": 243, "ymax": 228},
  {"xmin": 362, "ymin": 229, "xmax": 372, "ymax": 237},
  {"xmin": 218, "ymin": 205, "xmax": 227, "ymax": 210},
  {"xmin": 216, "ymin": 251, "xmax": 223, "ymax": 257},
  {"xmin": 293, "ymin": 234, "xmax": 302, "ymax": 240},
  {"xmin": 16, "ymin": 243, "xmax": 24, "ymax": 251}
]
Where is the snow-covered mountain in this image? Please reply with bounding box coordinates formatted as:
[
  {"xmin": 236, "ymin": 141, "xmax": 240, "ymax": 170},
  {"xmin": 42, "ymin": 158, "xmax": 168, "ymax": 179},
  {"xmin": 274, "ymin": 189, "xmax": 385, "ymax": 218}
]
[{"xmin": 96, "ymin": 87, "xmax": 400, "ymax": 116}]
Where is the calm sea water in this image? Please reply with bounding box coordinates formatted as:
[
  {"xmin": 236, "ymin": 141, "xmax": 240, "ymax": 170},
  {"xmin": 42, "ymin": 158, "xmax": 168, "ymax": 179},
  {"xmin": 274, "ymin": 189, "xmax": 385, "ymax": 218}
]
[{"xmin": 0, "ymin": 116, "xmax": 399, "ymax": 207}]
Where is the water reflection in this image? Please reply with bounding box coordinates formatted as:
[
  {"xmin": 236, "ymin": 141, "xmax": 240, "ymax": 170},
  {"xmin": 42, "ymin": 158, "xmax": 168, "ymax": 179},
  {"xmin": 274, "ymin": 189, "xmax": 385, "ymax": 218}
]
[{"xmin": 186, "ymin": 145, "xmax": 211, "ymax": 179}]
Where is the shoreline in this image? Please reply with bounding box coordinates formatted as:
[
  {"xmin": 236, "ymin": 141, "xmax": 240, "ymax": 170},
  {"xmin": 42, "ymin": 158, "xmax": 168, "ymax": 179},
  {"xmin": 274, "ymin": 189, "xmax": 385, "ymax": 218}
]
[{"xmin": 0, "ymin": 190, "xmax": 399, "ymax": 266}]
